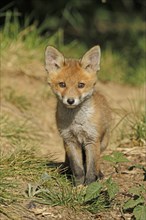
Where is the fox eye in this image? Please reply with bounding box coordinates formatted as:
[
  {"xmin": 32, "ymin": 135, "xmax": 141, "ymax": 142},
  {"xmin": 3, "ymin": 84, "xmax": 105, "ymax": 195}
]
[
  {"xmin": 78, "ymin": 82, "xmax": 85, "ymax": 88},
  {"xmin": 59, "ymin": 82, "xmax": 66, "ymax": 88}
]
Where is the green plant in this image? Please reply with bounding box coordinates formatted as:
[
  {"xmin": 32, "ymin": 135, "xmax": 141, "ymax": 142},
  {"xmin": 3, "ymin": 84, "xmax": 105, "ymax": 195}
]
[
  {"xmin": 85, "ymin": 179, "xmax": 118, "ymax": 213},
  {"xmin": 103, "ymin": 151, "xmax": 129, "ymax": 173},
  {"xmin": 84, "ymin": 177, "xmax": 119, "ymax": 213},
  {"xmin": 123, "ymin": 185, "xmax": 146, "ymax": 220}
]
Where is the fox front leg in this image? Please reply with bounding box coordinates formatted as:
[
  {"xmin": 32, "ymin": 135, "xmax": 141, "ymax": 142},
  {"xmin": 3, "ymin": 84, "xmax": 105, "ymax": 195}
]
[
  {"xmin": 64, "ymin": 142, "xmax": 85, "ymax": 186},
  {"xmin": 85, "ymin": 141, "xmax": 103, "ymax": 185}
]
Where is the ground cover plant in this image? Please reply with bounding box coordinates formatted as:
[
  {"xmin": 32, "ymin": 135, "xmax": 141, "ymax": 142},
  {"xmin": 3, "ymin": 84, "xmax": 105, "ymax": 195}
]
[{"xmin": 0, "ymin": 9, "xmax": 146, "ymax": 220}]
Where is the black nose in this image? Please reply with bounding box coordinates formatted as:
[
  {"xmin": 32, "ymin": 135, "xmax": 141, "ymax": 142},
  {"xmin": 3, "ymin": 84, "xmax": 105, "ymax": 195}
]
[{"xmin": 67, "ymin": 98, "xmax": 75, "ymax": 105}]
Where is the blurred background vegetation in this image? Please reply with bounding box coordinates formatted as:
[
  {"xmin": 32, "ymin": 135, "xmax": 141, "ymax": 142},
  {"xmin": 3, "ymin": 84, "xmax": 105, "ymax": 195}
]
[{"xmin": 0, "ymin": 0, "xmax": 146, "ymax": 85}]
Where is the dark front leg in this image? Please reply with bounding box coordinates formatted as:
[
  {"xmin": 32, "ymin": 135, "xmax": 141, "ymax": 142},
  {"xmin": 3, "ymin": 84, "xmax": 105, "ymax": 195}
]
[
  {"xmin": 85, "ymin": 141, "xmax": 103, "ymax": 185},
  {"xmin": 64, "ymin": 142, "xmax": 85, "ymax": 186}
]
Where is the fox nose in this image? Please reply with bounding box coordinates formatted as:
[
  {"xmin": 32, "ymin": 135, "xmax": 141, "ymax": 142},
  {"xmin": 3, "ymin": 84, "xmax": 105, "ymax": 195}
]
[{"xmin": 67, "ymin": 98, "xmax": 75, "ymax": 105}]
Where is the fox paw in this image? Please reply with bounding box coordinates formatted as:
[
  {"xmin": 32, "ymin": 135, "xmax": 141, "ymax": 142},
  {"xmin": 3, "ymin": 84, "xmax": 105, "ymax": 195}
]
[{"xmin": 85, "ymin": 171, "xmax": 104, "ymax": 185}]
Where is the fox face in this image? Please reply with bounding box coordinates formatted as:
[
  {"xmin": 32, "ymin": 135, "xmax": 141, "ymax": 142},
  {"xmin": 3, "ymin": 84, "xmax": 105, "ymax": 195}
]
[{"xmin": 45, "ymin": 46, "xmax": 101, "ymax": 108}]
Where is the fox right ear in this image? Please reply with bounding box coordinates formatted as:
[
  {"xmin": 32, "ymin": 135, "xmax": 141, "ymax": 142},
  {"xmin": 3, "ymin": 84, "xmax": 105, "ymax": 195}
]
[
  {"xmin": 45, "ymin": 46, "xmax": 64, "ymax": 73},
  {"xmin": 81, "ymin": 45, "xmax": 101, "ymax": 73}
]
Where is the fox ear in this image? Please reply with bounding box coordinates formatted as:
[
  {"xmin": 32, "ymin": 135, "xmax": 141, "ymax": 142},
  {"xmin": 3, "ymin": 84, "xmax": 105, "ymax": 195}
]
[
  {"xmin": 81, "ymin": 46, "xmax": 101, "ymax": 73},
  {"xmin": 45, "ymin": 46, "xmax": 64, "ymax": 73}
]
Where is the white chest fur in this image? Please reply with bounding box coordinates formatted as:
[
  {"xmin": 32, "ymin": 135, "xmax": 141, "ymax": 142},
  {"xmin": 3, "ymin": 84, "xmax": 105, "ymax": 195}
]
[{"xmin": 56, "ymin": 100, "xmax": 98, "ymax": 145}]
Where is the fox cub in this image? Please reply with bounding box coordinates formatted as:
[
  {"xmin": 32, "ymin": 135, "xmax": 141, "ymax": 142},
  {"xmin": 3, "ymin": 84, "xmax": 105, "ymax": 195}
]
[{"xmin": 45, "ymin": 45, "xmax": 112, "ymax": 185}]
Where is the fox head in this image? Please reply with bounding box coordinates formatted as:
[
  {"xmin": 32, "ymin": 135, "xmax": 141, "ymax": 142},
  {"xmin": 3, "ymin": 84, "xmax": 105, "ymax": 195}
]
[{"xmin": 45, "ymin": 45, "xmax": 101, "ymax": 108}]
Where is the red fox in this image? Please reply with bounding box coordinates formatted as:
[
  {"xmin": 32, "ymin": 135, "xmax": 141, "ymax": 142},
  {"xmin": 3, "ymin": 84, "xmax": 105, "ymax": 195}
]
[{"xmin": 45, "ymin": 45, "xmax": 112, "ymax": 185}]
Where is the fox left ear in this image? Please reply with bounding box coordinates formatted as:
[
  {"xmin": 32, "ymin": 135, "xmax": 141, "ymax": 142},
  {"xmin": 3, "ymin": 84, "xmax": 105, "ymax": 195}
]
[
  {"xmin": 81, "ymin": 46, "xmax": 101, "ymax": 73},
  {"xmin": 45, "ymin": 46, "xmax": 64, "ymax": 73}
]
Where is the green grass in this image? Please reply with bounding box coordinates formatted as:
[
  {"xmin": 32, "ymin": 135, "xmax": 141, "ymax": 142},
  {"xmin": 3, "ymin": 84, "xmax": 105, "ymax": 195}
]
[
  {"xmin": 121, "ymin": 107, "xmax": 146, "ymax": 145},
  {"xmin": 129, "ymin": 113, "xmax": 146, "ymax": 142},
  {"xmin": 0, "ymin": 114, "xmax": 118, "ymax": 215},
  {"xmin": 1, "ymin": 10, "xmax": 145, "ymax": 86},
  {"xmin": 112, "ymin": 97, "xmax": 146, "ymax": 146},
  {"xmin": 1, "ymin": 10, "xmax": 86, "ymax": 59},
  {"xmin": 25, "ymin": 175, "xmax": 118, "ymax": 213},
  {"xmin": 4, "ymin": 87, "xmax": 31, "ymax": 111},
  {"xmin": 0, "ymin": 114, "xmax": 47, "ymax": 207}
]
